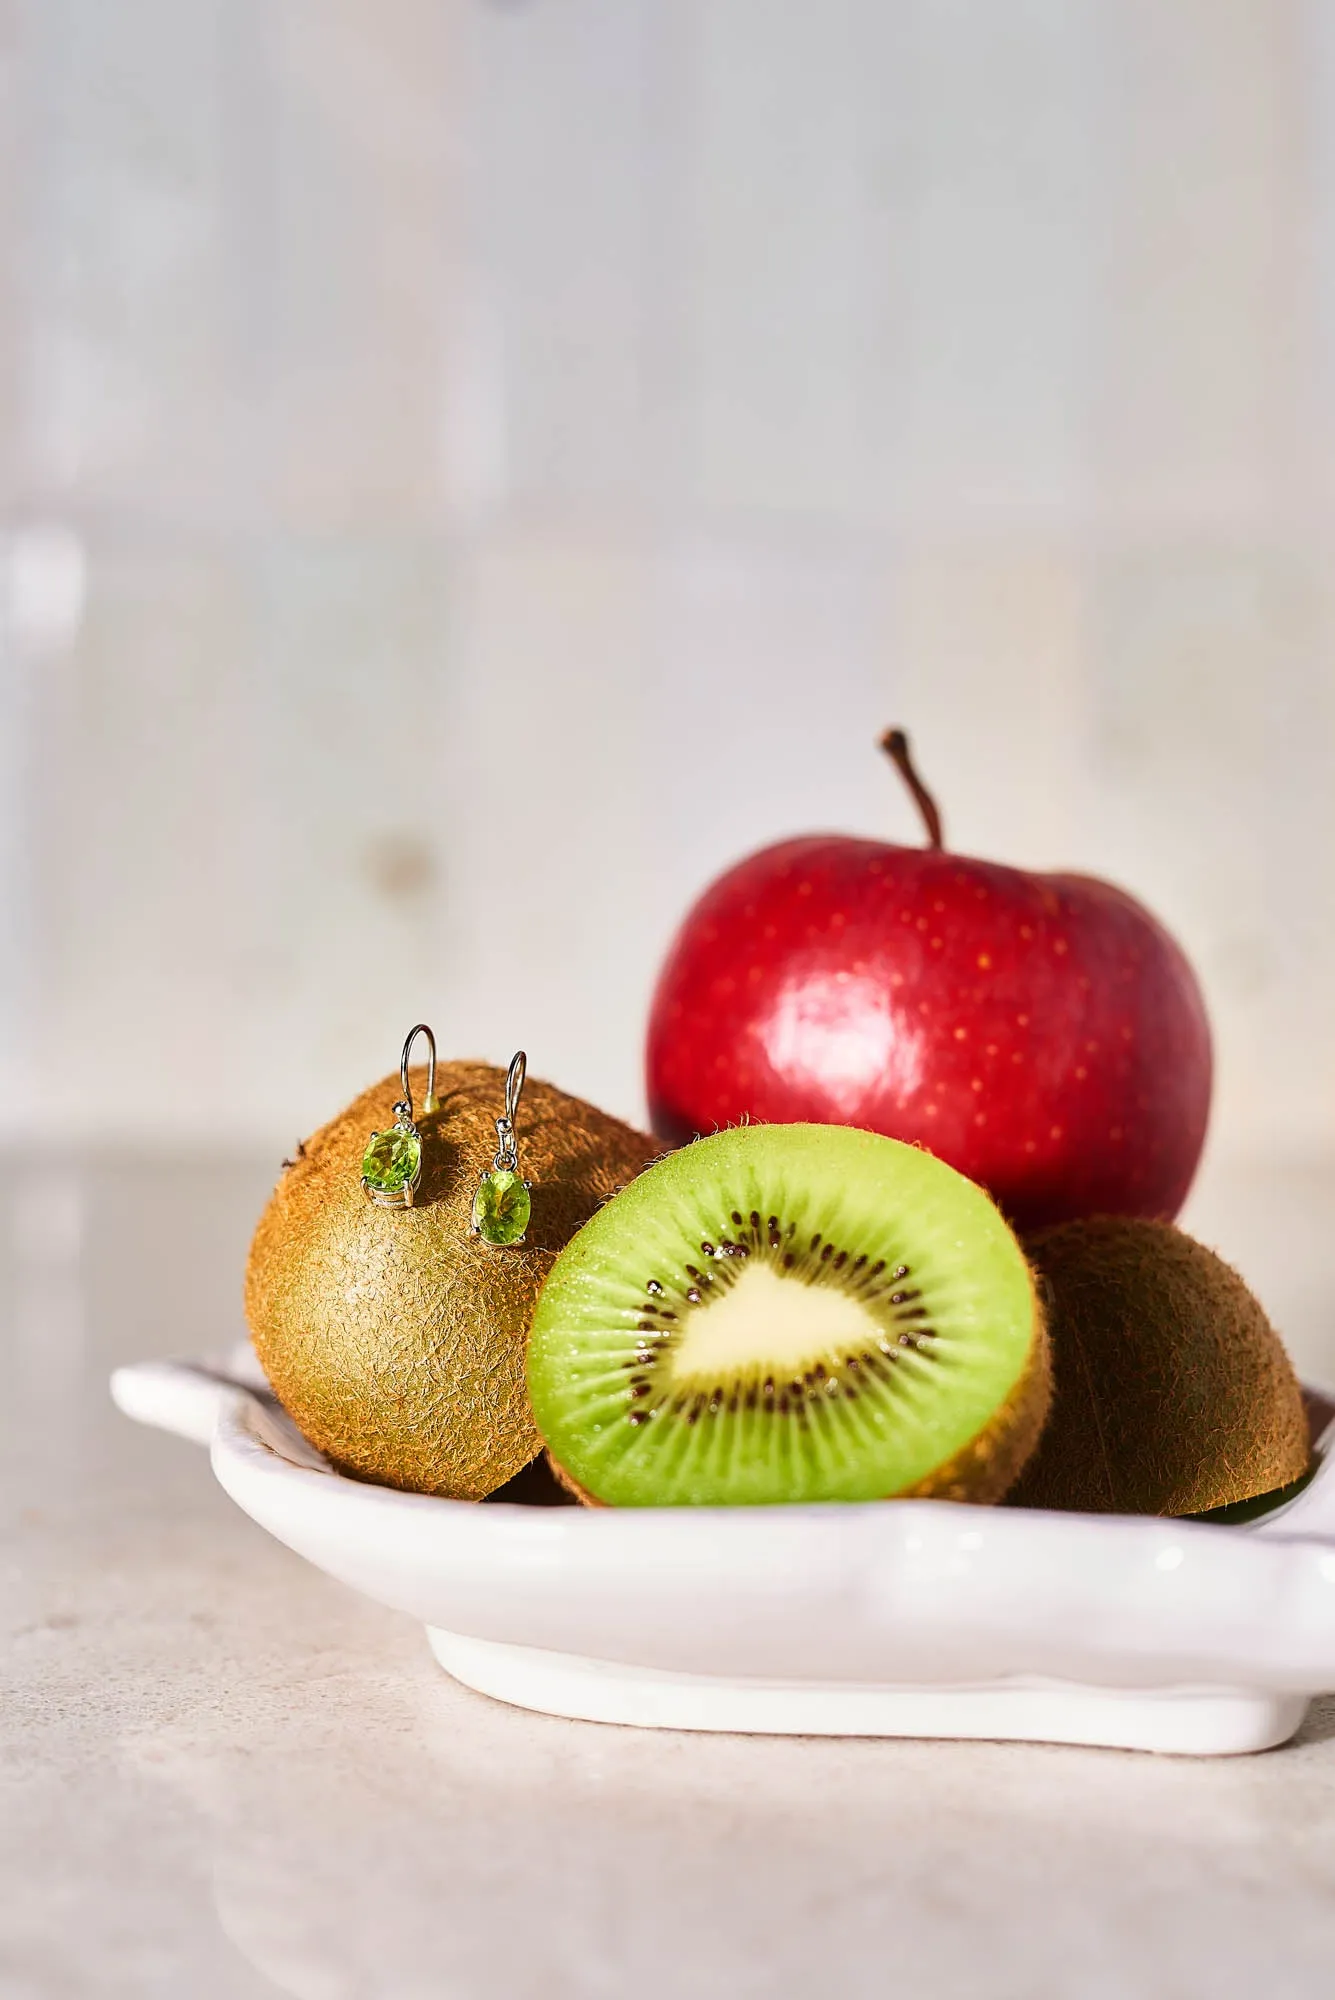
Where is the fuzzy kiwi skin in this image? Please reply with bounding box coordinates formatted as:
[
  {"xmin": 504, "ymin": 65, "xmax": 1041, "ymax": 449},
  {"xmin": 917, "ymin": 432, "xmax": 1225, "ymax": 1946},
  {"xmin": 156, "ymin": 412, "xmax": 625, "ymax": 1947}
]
[
  {"xmin": 1008, "ymin": 1216, "xmax": 1310, "ymax": 1517},
  {"xmin": 544, "ymin": 1270, "xmax": 1053, "ymax": 1509},
  {"xmin": 245, "ymin": 1061, "xmax": 661, "ymax": 1500}
]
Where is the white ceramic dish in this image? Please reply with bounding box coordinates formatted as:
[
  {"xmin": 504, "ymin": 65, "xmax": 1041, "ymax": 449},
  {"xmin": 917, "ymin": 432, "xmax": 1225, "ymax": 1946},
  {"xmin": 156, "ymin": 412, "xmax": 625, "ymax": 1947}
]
[{"xmin": 113, "ymin": 1345, "xmax": 1335, "ymax": 1756}]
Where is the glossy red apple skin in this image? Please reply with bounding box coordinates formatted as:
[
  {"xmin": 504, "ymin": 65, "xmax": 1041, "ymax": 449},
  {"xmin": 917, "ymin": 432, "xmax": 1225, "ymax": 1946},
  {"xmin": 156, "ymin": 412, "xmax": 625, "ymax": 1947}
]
[{"xmin": 646, "ymin": 837, "xmax": 1212, "ymax": 1231}]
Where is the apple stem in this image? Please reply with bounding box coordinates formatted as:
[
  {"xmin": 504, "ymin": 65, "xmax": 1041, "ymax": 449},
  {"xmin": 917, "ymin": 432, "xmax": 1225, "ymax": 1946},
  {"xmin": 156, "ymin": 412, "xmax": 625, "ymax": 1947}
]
[{"xmin": 879, "ymin": 729, "xmax": 945, "ymax": 850}]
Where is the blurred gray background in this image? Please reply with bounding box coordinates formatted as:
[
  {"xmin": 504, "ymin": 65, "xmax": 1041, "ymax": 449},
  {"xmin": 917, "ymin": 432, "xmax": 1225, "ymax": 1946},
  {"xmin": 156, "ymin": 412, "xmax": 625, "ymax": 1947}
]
[{"xmin": 0, "ymin": 1, "xmax": 1333, "ymax": 1366}]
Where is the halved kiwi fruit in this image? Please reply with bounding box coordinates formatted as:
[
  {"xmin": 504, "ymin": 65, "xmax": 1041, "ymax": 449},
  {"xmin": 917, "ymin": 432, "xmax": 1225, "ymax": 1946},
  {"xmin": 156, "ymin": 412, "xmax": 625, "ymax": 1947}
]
[{"xmin": 527, "ymin": 1123, "xmax": 1049, "ymax": 1507}]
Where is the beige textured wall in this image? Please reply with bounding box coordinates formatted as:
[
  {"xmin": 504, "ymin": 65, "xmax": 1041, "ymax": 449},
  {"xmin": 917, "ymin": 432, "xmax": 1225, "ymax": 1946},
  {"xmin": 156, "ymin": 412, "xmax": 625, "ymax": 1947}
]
[{"xmin": 0, "ymin": 0, "xmax": 1332, "ymax": 1172}]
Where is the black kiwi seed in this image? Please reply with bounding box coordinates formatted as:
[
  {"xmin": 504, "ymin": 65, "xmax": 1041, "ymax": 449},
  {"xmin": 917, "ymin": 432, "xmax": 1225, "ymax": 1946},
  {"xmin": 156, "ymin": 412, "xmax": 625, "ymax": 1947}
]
[
  {"xmin": 892, "ymin": 1263, "xmax": 910, "ymax": 1280},
  {"xmin": 686, "ymin": 1288, "xmax": 701, "ymax": 1304},
  {"xmin": 700, "ymin": 1241, "xmax": 715, "ymax": 1256},
  {"xmin": 646, "ymin": 1280, "xmax": 663, "ymax": 1295}
]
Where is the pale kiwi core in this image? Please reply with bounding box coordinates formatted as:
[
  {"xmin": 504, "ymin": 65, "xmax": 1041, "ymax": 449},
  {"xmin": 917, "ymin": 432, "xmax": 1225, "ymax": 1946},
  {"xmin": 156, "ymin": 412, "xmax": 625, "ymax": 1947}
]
[{"xmin": 668, "ymin": 1261, "xmax": 887, "ymax": 1386}]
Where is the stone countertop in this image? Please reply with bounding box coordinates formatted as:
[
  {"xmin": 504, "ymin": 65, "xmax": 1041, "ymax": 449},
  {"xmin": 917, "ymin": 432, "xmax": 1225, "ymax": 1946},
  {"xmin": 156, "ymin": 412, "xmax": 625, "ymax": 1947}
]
[{"xmin": 5, "ymin": 1154, "xmax": 1335, "ymax": 2000}]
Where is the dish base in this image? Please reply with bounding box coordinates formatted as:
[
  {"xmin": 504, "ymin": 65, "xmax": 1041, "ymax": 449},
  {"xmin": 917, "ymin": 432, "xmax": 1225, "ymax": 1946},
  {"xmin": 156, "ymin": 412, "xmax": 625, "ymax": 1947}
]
[{"xmin": 426, "ymin": 1630, "xmax": 1308, "ymax": 1755}]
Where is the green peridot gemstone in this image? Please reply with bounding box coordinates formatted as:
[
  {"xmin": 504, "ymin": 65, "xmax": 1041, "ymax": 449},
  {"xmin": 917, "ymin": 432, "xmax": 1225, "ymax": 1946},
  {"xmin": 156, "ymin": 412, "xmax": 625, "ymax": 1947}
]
[
  {"xmin": 362, "ymin": 1125, "xmax": 421, "ymax": 1195},
  {"xmin": 472, "ymin": 1168, "xmax": 531, "ymax": 1246}
]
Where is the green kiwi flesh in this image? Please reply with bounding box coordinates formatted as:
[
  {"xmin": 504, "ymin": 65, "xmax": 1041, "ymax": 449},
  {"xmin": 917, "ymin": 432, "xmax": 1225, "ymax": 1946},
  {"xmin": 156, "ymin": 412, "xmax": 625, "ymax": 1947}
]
[
  {"xmin": 1008, "ymin": 1216, "xmax": 1311, "ymax": 1516},
  {"xmin": 526, "ymin": 1123, "xmax": 1049, "ymax": 1507}
]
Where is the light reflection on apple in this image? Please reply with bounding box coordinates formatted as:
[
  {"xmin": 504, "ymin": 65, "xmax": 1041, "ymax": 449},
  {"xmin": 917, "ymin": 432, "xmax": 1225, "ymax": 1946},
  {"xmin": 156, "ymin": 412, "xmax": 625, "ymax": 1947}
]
[{"xmin": 761, "ymin": 973, "xmax": 923, "ymax": 1120}]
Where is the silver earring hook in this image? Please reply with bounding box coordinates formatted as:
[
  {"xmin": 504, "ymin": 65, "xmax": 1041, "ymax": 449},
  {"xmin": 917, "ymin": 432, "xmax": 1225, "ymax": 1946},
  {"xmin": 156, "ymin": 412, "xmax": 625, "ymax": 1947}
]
[
  {"xmin": 493, "ymin": 1050, "xmax": 527, "ymax": 1172},
  {"xmin": 397, "ymin": 1023, "xmax": 438, "ymax": 1127},
  {"xmin": 505, "ymin": 1050, "xmax": 526, "ymax": 1126}
]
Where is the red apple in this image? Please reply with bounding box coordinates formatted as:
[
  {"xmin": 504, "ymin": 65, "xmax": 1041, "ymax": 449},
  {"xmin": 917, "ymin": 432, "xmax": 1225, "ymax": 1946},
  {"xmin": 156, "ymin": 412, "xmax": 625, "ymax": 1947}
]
[{"xmin": 645, "ymin": 731, "xmax": 1212, "ymax": 1231}]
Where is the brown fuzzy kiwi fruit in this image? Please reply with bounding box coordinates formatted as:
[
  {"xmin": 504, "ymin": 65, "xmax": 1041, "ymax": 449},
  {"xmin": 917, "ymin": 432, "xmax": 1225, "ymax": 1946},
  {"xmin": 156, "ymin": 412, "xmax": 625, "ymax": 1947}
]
[
  {"xmin": 246, "ymin": 1060, "xmax": 660, "ymax": 1499},
  {"xmin": 1008, "ymin": 1216, "xmax": 1310, "ymax": 1516}
]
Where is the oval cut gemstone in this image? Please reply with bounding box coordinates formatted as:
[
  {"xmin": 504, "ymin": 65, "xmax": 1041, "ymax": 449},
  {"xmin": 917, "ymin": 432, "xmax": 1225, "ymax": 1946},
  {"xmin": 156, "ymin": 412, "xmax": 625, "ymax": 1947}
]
[
  {"xmin": 362, "ymin": 1125, "xmax": 421, "ymax": 1195},
  {"xmin": 472, "ymin": 1168, "xmax": 531, "ymax": 1245}
]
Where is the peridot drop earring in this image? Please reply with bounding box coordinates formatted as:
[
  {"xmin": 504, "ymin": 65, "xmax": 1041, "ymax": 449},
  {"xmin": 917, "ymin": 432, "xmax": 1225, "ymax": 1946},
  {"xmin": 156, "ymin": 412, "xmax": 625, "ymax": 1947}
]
[
  {"xmin": 361, "ymin": 1023, "xmax": 439, "ymax": 1209},
  {"xmin": 471, "ymin": 1051, "xmax": 532, "ymax": 1247}
]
